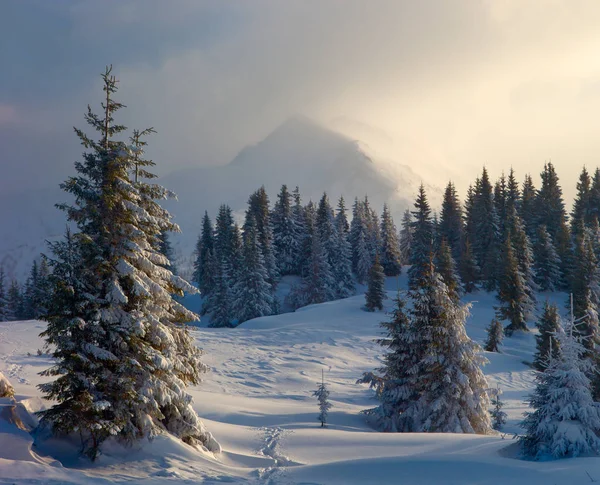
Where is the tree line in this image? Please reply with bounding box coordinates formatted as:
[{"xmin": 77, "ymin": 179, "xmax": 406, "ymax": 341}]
[{"xmin": 193, "ymin": 188, "xmax": 402, "ymax": 326}]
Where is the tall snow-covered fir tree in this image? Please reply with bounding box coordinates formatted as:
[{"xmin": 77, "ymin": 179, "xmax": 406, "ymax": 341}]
[
  {"xmin": 571, "ymin": 166, "xmax": 593, "ymax": 238},
  {"xmin": 519, "ymin": 174, "xmax": 538, "ymax": 241},
  {"xmin": 234, "ymin": 215, "xmax": 274, "ymax": 323},
  {"xmin": 365, "ymin": 253, "xmax": 385, "ymax": 312},
  {"xmin": 38, "ymin": 67, "xmax": 219, "ymax": 460},
  {"xmin": 287, "ymin": 219, "xmax": 336, "ymax": 309},
  {"xmin": 214, "ymin": 204, "xmax": 236, "ymax": 264},
  {"xmin": 331, "ymin": 195, "xmax": 356, "ymax": 298},
  {"xmin": 520, "ymin": 314, "xmax": 600, "ymax": 460},
  {"xmin": 7, "ymin": 280, "xmax": 24, "ymax": 321},
  {"xmin": 435, "ymin": 238, "xmax": 462, "ymax": 301},
  {"xmin": 272, "ymin": 185, "xmax": 300, "ymax": 276},
  {"xmin": 379, "ymin": 204, "xmax": 402, "ymax": 277},
  {"xmin": 331, "ymin": 222, "xmax": 355, "ymax": 299},
  {"xmin": 505, "ymin": 206, "xmax": 536, "ymax": 319},
  {"xmin": 484, "ymin": 318, "xmax": 504, "ymax": 353},
  {"xmin": 397, "ymin": 261, "xmax": 492, "ymax": 434},
  {"xmin": 313, "ymin": 370, "xmax": 332, "ymax": 428},
  {"xmin": 532, "ymin": 301, "xmax": 561, "ymax": 371},
  {"xmin": 494, "ymin": 173, "xmax": 508, "ymax": 237},
  {"xmin": 291, "ymin": 186, "xmax": 307, "ymax": 275},
  {"xmin": 570, "ymin": 229, "xmax": 600, "ymax": 352},
  {"xmin": 438, "ymin": 181, "xmax": 463, "ymax": 264},
  {"xmin": 471, "ymin": 168, "xmax": 500, "ymax": 291},
  {"xmin": 335, "ymin": 196, "xmax": 350, "ymax": 235},
  {"xmin": 0, "ymin": 267, "xmax": 7, "ymax": 322},
  {"xmin": 364, "ymin": 197, "xmax": 381, "ymax": 262},
  {"xmin": 398, "ymin": 208, "xmax": 413, "ymax": 265},
  {"xmin": 536, "ymin": 162, "xmax": 572, "ymax": 288},
  {"xmin": 350, "ymin": 198, "xmax": 373, "ymax": 284},
  {"xmin": 533, "ymin": 225, "xmax": 562, "ymax": 292},
  {"xmin": 23, "ymin": 259, "xmax": 51, "ymax": 320},
  {"xmin": 204, "ymin": 251, "xmax": 233, "ymax": 328},
  {"xmin": 193, "ymin": 211, "xmax": 214, "ymax": 303},
  {"xmin": 496, "ymin": 233, "xmax": 529, "ymax": 336},
  {"xmin": 358, "ymin": 291, "xmax": 416, "ymax": 431},
  {"xmin": 408, "ymin": 185, "xmax": 434, "ymax": 290},
  {"xmin": 244, "ymin": 187, "xmax": 279, "ymax": 308},
  {"xmin": 157, "ymin": 231, "xmax": 177, "ymax": 274},
  {"xmin": 459, "ymin": 237, "xmax": 479, "ymax": 293}
]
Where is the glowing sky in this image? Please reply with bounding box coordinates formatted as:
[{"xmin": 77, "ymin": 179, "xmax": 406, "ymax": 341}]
[{"xmin": 2, "ymin": 0, "xmax": 600, "ymax": 203}]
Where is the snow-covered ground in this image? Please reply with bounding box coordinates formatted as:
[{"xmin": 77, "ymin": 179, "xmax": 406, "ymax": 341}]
[{"xmin": 0, "ymin": 275, "xmax": 598, "ymax": 484}]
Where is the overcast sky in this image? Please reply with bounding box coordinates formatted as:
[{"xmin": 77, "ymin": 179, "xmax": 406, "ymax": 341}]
[{"xmin": 2, "ymin": 0, "xmax": 600, "ymax": 202}]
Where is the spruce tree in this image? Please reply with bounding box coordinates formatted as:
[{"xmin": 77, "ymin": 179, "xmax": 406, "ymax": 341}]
[
  {"xmin": 398, "ymin": 208, "xmax": 413, "ymax": 264},
  {"xmin": 335, "ymin": 196, "xmax": 350, "ymax": 235},
  {"xmin": 533, "ymin": 225, "xmax": 562, "ymax": 292},
  {"xmin": 204, "ymin": 253, "xmax": 233, "ymax": 328},
  {"xmin": 590, "ymin": 168, "xmax": 600, "ymax": 224},
  {"xmin": 408, "ymin": 184, "xmax": 434, "ymax": 290},
  {"xmin": 496, "ymin": 233, "xmax": 529, "ymax": 336},
  {"xmin": 313, "ymin": 370, "xmax": 332, "ymax": 428},
  {"xmin": 571, "ymin": 166, "xmax": 592, "ymax": 238},
  {"xmin": 439, "ymin": 181, "xmax": 463, "ymax": 263},
  {"xmin": 365, "ymin": 253, "xmax": 386, "ymax": 312},
  {"xmin": 350, "ymin": 198, "xmax": 372, "ymax": 284},
  {"xmin": 193, "ymin": 211, "xmax": 214, "ymax": 299},
  {"xmin": 459, "ymin": 237, "xmax": 479, "ymax": 293},
  {"xmin": 570, "ymin": 230, "xmax": 600, "ymax": 351},
  {"xmin": 532, "ymin": 301, "xmax": 561, "ymax": 371},
  {"xmin": 298, "ymin": 200, "xmax": 317, "ymax": 278},
  {"xmin": 520, "ymin": 315, "xmax": 600, "ymax": 459},
  {"xmin": 358, "ymin": 292, "xmax": 416, "ymax": 431},
  {"xmin": 38, "ymin": 68, "xmax": 218, "ymax": 459},
  {"xmin": 7, "ymin": 280, "xmax": 23, "ymax": 321},
  {"xmin": 494, "ymin": 173, "xmax": 507, "ymax": 237},
  {"xmin": 472, "ymin": 168, "xmax": 500, "ymax": 291},
  {"xmin": 506, "ymin": 168, "xmax": 520, "ymax": 215},
  {"xmin": 244, "ymin": 187, "xmax": 279, "ymax": 303},
  {"xmin": 519, "ymin": 174, "xmax": 537, "ymax": 241},
  {"xmin": 331, "ymin": 223, "xmax": 355, "ymax": 299},
  {"xmin": 364, "ymin": 197, "xmax": 381, "ymax": 262},
  {"xmin": 214, "ymin": 204, "xmax": 236, "ymax": 263},
  {"xmin": 397, "ymin": 262, "xmax": 492, "ymax": 434},
  {"xmin": 24, "ymin": 259, "xmax": 50, "ymax": 319},
  {"xmin": 0, "ymin": 267, "xmax": 7, "ymax": 322},
  {"xmin": 291, "ymin": 186, "xmax": 307, "ymax": 275},
  {"xmin": 379, "ymin": 204, "xmax": 402, "ymax": 276},
  {"xmin": 484, "ymin": 319, "xmax": 504, "ymax": 353},
  {"xmin": 272, "ymin": 185, "xmax": 299, "ymax": 276},
  {"xmin": 234, "ymin": 216, "xmax": 274, "ymax": 323},
  {"xmin": 490, "ymin": 387, "xmax": 507, "ymax": 431},
  {"xmin": 435, "ymin": 238, "xmax": 462, "ymax": 301},
  {"xmin": 157, "ymin": 231, "xmax": 177, "ymax": 274},
  {"xmin": 330, "ymin": 196, "xmax": 356, "ymax": 298},
  {"xmin": 506, "ymin": 206, "xmax": 536, "ymax": 319},
  {"xmin": 536, "ymin": 162, "xmax": 571, "ymax": 287}
]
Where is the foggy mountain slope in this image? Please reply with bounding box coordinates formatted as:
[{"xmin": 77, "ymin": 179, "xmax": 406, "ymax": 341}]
[
  {"xmin": 161, "ymin": 116, "xmax": 441, "ymax": 254},
  {"xmin": 0, "ymin": 116, "xmax": 440, "ymax": 281}
]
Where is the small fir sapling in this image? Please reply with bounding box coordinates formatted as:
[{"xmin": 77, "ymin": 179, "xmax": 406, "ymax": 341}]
[
  {"xmin": 484, "ymin": 318, "xmax": 504, "ymax": 352},
  {"xmin": 490, "ymin": 386, "xmax": 507, "ymax": 431},
  {"xmin": 313, "ymin": 369, "xmax": 332, "ymax": 428}
]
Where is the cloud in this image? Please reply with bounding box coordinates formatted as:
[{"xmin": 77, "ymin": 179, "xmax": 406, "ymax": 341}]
[
  {"xmin": 0, "ymin": 105, "xmax": 18, "ymax": 125},
  {"xmin": 3, "ymin": 0, "xmax": 600, "ymax": 202}
]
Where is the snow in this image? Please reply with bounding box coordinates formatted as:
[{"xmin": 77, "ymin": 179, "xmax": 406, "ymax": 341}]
[{"xmin": 1, "ymin": 278, "xmax": 600, "ymax": 483}]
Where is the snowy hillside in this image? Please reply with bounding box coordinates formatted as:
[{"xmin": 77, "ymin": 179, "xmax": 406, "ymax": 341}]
[
  {"xmin": 0, "ymin": 116, "xmax": 439, "ymax": 282},
  {"xmin": 1, "ymin": 275, "xmax": 598, "ymax": 484}
]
